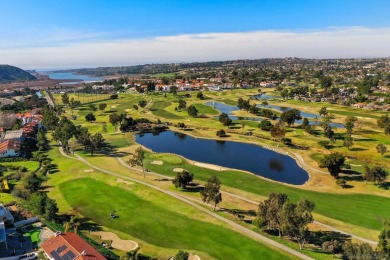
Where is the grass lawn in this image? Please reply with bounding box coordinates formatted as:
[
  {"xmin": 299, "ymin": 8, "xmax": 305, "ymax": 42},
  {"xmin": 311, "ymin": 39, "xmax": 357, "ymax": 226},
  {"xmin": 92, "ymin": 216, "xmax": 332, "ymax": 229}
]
[
  {"xmin": 0, "ymin": 193, "xmax": 14, "ymax": 204},
  {"xmin": 144, "ymin": 153, "xmax": 390, "ymax": 233},
  {"xmin": 23, "ymin": 225, "xmax": 41, "ymax": 248},
  {"xmin": 59, "ymin": 178, "xmax": 293, "ymax": 260},
  {"xmin": 1, "ymin": 161, "xmax": 40, "ymax": 172}
]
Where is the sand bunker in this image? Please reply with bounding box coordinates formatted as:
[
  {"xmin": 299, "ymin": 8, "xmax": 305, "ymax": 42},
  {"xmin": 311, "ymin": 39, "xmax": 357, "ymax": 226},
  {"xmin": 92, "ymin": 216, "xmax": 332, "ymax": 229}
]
[
  {"xmin": 151, "ymin": 160, "xmax": 163, "ymax": 165},
  {"xmin": 189, "ymin": 255, "xmax": 201, "ymax": 260},
  {"xmin": 116, "ymin": 178, "xmax": 134, "ymax": 185},
  {"xmin": 173, "ymin": 168, "xmax": 184, "ymax": 172},
  {"xmin": 84, "ymin": 169, "xmax": 94, "ymax": 173},
  {"xmin": 92, "ymin": 231, "xmax": 138, "ymax": 251},
  {"xmin": 192, "ymin": 162, "xmax": 227, "ymax": 171}
]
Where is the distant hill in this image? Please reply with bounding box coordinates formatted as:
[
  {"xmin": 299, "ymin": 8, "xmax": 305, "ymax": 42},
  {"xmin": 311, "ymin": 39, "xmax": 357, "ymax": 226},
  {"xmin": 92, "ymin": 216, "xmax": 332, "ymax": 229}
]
[{"xmin": 0, "ymin": 65, "xmax": 37, "ymax": 83}]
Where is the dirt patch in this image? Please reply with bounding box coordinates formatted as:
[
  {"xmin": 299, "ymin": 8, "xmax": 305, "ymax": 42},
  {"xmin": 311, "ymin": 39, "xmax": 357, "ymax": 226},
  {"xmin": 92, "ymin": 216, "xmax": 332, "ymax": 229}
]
[
  {"xmin": 84, "ymin": 169, "xmax": 94, "ymax": 173},
  {"xmin": 173, "ymin": 168, "xmax": 184, "ymax": 172},
  {"xmin": 151, "ymin": 160, "xmax": 163, "ymax": 165},
  {"xmin": 116, "ymin": 178, "xmax": 134, "ymax": 185},
  {"xmin": 92, "ymin": 231, "xmax": 138, "ymax": 251}
]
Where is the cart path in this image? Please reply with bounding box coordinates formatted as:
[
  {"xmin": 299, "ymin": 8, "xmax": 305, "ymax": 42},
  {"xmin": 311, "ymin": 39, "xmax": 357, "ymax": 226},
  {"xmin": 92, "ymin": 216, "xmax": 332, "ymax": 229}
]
[{"xmin": 58, "ymin": 146, "xmax": 312, "ymax": 260}]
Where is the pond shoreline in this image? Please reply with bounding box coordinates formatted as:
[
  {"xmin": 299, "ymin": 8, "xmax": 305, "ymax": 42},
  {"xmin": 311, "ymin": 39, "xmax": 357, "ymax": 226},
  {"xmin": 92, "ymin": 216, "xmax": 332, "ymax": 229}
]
[{"xmin": 134, "ymin": 129, "xmax": 312, "ymax": 186}]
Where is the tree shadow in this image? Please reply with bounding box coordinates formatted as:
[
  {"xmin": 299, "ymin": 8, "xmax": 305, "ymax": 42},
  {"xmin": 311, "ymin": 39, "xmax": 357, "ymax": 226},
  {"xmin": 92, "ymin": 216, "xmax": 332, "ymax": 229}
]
[
  {"xmin": 349, "ymin": 147, "xmax": 368, "ymax": 152},
  {"xmin": 309, "ymin": 231, "xmax": 351, "ymax": 246}
]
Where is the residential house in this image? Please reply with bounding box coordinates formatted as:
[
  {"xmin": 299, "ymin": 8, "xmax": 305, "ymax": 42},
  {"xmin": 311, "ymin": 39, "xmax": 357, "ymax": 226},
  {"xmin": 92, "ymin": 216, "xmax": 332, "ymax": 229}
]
[
  {"xmin": 3, "ymin": 130, "xmax": 24, "ymax": 142},
  {"xmin": 0, "ymin": 140, "xmax": 21, "ymax": 157},
  {"xmin": 41, "ymin": 232, "xmax": 106, "ymax": 260}
]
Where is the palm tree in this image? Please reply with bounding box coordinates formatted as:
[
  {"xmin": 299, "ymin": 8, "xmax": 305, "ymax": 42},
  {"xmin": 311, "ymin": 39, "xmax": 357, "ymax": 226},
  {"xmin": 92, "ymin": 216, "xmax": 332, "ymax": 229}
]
[{"xmin": 64, "ymin": 215, "xmax": 81, "ymax": 233}]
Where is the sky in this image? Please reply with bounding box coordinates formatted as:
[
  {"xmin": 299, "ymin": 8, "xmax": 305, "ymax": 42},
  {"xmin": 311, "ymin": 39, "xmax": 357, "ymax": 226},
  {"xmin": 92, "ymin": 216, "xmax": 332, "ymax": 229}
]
[{"xmin": 1, "ymin": 0, "xmax": 390, "ymax": 69}]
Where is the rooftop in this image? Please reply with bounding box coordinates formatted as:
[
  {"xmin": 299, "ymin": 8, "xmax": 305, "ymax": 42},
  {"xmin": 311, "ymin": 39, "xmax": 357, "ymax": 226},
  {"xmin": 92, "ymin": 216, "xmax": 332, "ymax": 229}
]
[{"xmin": 41, "ymin": 233, "xmax": 106, "ymax": 260}]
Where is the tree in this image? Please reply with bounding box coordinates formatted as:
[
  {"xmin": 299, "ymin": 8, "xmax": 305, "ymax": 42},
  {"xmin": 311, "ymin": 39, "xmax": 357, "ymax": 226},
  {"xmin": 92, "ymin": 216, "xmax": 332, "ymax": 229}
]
[
  {"xmin": 259, "ymin": 120, "xmax": 273, "ymax": 131},
  {"xmin": 219, "ymin": 113, "xmax": 232, "ymax": 126},
  {"xmin": 321, "ymin": 152, "xmax": 345, "ymax": 178},
  {"xmin": 88, "ymin": 104, "xmax": 97, "ymax": 111},
  {"xmin": 336, "ymin": 178, "xmax": 347, "ymax": 188},
  {"xmin": 89, "ymin": 133, "xmax": 104, "ymax": 156},
  {"xmin": 318, "ymin": 107, "xmax": 328, "ymax": 116},
  {"xmin": 200, "ymin": 176, "xmax": 222, "ymax": 210},
  {"xmin": 281, "ymin": 199, "xmax": 315, "ymax": 249},
  {"xmin": 110, "ymin": 94, "xmax": 118, "ymax": 99},
  {"xmin": 280, "ymin": 109, "xmax": 302, "ymax": 126},
  {"xmin": 177, "ymin": 122, "xmax": 186, "ymax": 129},
  {"xmin": 61, "ymin": 93, "xmax": 70, "ymax": 106},
  {"xmin": 109, "ymin": 113, "xmax": 123, "ymax": 130},
  {"xmin": 270, "ymin": 121, "xmax": 285, "ymax": 142},
  {"xmin": 174, "ymin": 250, "xmax": 189, "ymax": 260},
  {"xmin": 301, "ymin": 118, "xmax": 309, "ymax": 128},
  {"xmin": 128, "ymin": 147, "xmax": 146, "ymax": 177},
  {"xmin": 138, "ymin": 100, "xmax": 147, "ymax": 108},
  {"xmin": 85, "ymin": 113, "xmax": 96, "ymax": 122},
  {"xmin": 42, "ymin": 107, "xmax": 59, "ymax": 131},
  {"xmin": 364, "ymin": 165, "xmax": 388, "ymax": 185},
  {"xmin": 196, "ymin": 91, "xmax": 204, "ymax": 100},
  {"xmin": 52, "ymin": 117, "xmax": 77, "ymax": 152},
  {"xmin": 98, "ymin": 103, "xmax": 107, "ymax": 112},
  {"xmin": 172, "ymin": 170, "xmax": 194, "ymax": 189},
  {"xmin": 321, "ymin": 240, "xmax": 341, "ymax": 256},
  {"xmin": 187, "ymin": 105, "xmax": 198, "ymax": 117},
  {"xmin": 177, "ymin": 99, "xmax": 186, "ymax": 110},
  {"xmin": 36, "ymin": 129, "xmax": 48, "ymax": 151},
  {"xmin": 64, "ymin": 215, "xmax": 81, "ymax": 233},
  {"xmin": 344, "ymin": 116, "xmax": 357, "ymax": 135},
  {"xmin": 342, "ymin": 241, "xmax": 377, "ymax": 260},
  {"xmin": 320, "ymin": 76, "xmax": 332, "ymax": 89},
  {"xmin": 256, "ymin": 193, "xmax": 288, "ymax": 238},
  {"xmin": 378, "ymin": 218, "xmax": 390, "ymax": 254},
  {"xmin": 120, "ymin": 247, "xmax": 140, "ymax": 260},
  {"xmin": 44, "ymin": 198, "xmax": 59, "ymax": 221},
  {"xmin": 170, "ymin": 85, "xmax": 178, "ymax": 96},
  {"xmin": 376, "ymin": 144, "xmax": 388, "ymax": 157},
  {"xmin": 102, "ymin": 122, "xmax": 108, "ymax": 134},
  {"xmin": 343, "ymin": 135, "xmax": 354, "ymax": 150},
  {"xmin": 216, "ymin": 129, "xmax": 226, "ymax": 137}
]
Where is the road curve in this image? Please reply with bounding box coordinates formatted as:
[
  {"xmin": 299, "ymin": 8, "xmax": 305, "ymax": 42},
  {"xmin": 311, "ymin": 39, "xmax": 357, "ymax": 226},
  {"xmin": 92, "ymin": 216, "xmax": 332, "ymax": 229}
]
[{"xmin": 58, "ymin": 147, "xmax": 313, "ymax": 260}]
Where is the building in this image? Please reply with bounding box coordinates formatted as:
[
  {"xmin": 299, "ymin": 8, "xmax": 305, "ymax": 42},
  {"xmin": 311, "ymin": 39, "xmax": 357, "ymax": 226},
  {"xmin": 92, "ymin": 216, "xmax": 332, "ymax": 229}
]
[
  {"xmin": 3, "ymin": 129, "xmax": 24, "ymax": 142},
  {"xmin": 41, "ymin": 232, "xmax": 106, "ymax": 260},
  {"xmin": 0, "ymin": 140, "xmax": 21, "ymax": 157},
  {"xmin": 0, "ymin": 204, "xmax": 14, "ymax": 252}
]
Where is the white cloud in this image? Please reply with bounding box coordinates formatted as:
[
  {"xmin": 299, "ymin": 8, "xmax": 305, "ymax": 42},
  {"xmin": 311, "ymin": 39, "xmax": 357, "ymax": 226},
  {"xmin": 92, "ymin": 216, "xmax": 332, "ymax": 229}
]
[{"xmin": 1, "ymin": 26, "xmax": 390, "ymax": 69}]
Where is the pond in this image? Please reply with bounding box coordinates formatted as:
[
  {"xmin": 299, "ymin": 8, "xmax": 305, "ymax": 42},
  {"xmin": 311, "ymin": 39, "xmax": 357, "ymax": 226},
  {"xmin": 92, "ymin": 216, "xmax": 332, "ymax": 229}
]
[
  {"xmin": 205, "ymin": 101, "xmax": 343, "ymax": 128},
  {"xmin": 136, "ymin": 131, "xmax": 309, "ymax": 185}
]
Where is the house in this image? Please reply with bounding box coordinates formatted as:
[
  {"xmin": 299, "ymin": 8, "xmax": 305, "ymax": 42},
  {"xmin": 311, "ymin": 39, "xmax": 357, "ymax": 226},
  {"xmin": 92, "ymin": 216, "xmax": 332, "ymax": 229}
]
[
  {"xmin": 41, "ymin": 232, "xmax": 106, "ymax": 260},
  {"xmin": 0, "ymin": 140, "xmax": 21, "ymax": 157},
  {"xmin": 3, "ymin": 129, "xmax": 24, "ymax": 142}
]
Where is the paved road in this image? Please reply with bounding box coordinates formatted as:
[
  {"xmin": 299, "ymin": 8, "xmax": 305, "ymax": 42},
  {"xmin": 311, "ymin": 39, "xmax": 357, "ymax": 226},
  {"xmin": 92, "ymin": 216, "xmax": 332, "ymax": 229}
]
[{"xmin": 58, "ymin": 147, "xmax": 313, "ymax": 260}]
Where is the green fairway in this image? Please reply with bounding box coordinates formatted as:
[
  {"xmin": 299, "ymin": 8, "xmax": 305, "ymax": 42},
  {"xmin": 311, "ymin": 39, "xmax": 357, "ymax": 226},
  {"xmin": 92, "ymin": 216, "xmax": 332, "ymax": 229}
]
[
  {"xmin": 144, "ymin": 153, "xmax": 390, "ymax": 231},
  {"xmin": 60, "ymin": 178, "xmax": 291, "ymax": 260},
  {"xmin": 150, "ymin": 100, "xmax": 183, "ymax": 119}
]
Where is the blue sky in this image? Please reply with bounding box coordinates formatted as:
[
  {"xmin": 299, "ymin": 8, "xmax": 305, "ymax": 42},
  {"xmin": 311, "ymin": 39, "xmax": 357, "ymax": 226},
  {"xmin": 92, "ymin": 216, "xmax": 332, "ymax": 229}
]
[{"xmin": 1, "ymin": 0, "xmax": 390, "ymax": 69}]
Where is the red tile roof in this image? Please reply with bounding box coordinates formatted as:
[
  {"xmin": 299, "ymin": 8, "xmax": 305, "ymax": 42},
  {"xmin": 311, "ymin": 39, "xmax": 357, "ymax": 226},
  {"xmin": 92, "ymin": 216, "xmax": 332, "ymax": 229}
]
[
  {"xmin": 0, "ymin": 140, "xmax": 20, "ymax": 154},
  {"xmin": 41, "ymin": 233, "xmax": 106, "ymax": 260}
]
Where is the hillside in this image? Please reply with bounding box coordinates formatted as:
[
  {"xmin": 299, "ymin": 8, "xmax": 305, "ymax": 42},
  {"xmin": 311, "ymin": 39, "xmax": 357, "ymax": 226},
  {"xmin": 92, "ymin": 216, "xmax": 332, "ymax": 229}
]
[{"xmin": 0, "ymin": 65, "xmax": 37, "ymax": 83}]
